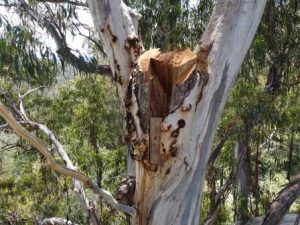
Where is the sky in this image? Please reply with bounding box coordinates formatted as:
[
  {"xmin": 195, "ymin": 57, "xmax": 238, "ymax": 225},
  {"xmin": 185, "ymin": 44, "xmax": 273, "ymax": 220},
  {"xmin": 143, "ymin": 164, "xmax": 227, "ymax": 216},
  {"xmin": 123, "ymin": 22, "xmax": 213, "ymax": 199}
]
[
  {"xmin": 0, "ymin": 2, "xmax": 93, "ymax": 57},
  {"xmin": 0, "ymin": 0, "xmax": 200, "ymax": 58}
]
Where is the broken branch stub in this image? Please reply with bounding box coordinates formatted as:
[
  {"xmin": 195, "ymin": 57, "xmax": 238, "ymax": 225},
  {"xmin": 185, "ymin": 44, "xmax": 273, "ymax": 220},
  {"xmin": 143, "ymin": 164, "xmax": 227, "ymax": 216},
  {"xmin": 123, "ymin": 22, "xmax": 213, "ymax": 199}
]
[
  {"xmin": 135, "ymin": 49, "xmax": 199, "ymax": 166},
  {"xmin": 139, "ymin": 48, "xmax": 197, "ymax": 118},
  {"xmin": 151, "ymin": 49, "xmax": 197, "ymax": 87}
]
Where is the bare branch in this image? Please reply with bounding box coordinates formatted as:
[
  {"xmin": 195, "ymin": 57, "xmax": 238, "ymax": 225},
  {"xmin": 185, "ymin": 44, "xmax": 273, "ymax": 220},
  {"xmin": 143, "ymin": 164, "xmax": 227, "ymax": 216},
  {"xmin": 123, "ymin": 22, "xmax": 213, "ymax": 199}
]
[
  {"xmin": 73, "ymin": 18, "xmax": 106, "ymax": 56},
  {"xmin": 0, "ymin": 144, "xmax": 18, "ymax": 152},
  {"xmin": 19, "ymin": 86, "xmax": 44, "ymax": 100},
  {"xmin": 37, "ymin": 0, "xmax": 88, "ymax": 7},
  {"xmin": 0, "ymin": 123, "xmax": 8, "ymax": 129},
  {"xmin": 12, "ymin": 92, "xmax": 101, "ymax": 225},
  {"xmin": 33, "ymin": 125, "xmax": 102, "ymax": 225},
  {"xmin": 204, "ymin": 172, "xmax": 234, "ymax": 225},
  {"xmin": 0, "ymin": 102, "xmax": 89, "ymax": 181},
  {"xmin": 0, "ymin": 102, "xmax": 136, "ymax": 218}
]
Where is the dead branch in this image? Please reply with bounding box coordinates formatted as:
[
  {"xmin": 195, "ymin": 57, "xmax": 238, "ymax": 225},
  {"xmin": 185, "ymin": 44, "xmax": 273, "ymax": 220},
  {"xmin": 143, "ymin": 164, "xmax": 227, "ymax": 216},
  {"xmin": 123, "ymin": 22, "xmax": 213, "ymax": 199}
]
[
  {"xmin": 0, "ymin": 102, "xmax": 136, "ymax": 218},
  {"xmin": 37, "ymin": 1, "xmax": 88, "ymax": 7},
  {"xmin": 15, "ymin": 92, "xmax": 102, "ymax": 225}
]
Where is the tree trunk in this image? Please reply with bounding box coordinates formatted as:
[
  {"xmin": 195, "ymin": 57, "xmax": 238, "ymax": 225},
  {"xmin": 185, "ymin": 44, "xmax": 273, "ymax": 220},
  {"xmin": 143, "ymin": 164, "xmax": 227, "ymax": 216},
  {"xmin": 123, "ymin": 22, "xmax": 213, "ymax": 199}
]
[
  {"xmin": 86, "ymin": 0, "xmax": 267, "ymax": 224},
  {"xmin": 262, "ymin": 175, "xmax": 300, "ymax": 225},
  {"xmin": 204, "ymin": 171, "xmax": 234, "ymax": 225},
  {"xmin": 287, "ymin": 132, "xmax": 294, "ymax": 181},
  {"xmin": 253, "ymin": 130, "xmax": 261, "ymax": 216},
  {"xmin": 235, "ymin": 140, "xmax": 251, "ymax": 224},
  {"xmin": 234, "ymin": 214, "xmax": 300, "ymax": 225}
]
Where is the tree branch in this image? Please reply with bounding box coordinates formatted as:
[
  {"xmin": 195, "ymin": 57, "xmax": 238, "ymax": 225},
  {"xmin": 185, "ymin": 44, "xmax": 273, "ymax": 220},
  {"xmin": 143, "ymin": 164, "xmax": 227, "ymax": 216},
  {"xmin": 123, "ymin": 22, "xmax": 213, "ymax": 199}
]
[
  {"xmin": 262, "ymin": 174, "xmax": 300, "ymax": 225},
  {"xmin": 207, "ymin": 117, "xmax": 240, "ymax": 167},
  {"xmin": 19, "ymin": 0, "xmax": 111, "ymax": 76},
  {"xmin": 86, "ymin": 0, "xmax": 142, "ymax": 96},
  {"xmin": 14, "ymin": 92, "xmax": 102, "ymax": 225},
  {"xmin": 0, "ymin": 102, "xmax": 136, "ymax": 218},
  {"xmin": 0, "ymin": 123, "xmax": 8, "ymax": 129},
  {"xmin": 37, "ymin": 0, "xmax": 88, "ymax": 8}
]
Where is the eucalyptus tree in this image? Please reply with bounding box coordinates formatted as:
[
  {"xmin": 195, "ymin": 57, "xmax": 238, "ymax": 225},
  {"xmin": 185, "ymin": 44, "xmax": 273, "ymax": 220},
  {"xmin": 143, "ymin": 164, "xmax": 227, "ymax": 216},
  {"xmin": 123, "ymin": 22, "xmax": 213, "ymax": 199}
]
[
  {"xmin": 0, "ymin": 1, "xmax": 268, "ymax": 225},
  {"xmin": 199, "ymin": 0, "xmax": 300, "ymax": 223}
]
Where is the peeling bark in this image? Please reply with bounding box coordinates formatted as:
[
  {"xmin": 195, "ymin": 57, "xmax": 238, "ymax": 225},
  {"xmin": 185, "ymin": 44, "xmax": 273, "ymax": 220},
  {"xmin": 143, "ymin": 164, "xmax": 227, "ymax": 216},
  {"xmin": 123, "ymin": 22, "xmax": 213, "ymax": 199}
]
[{"xmin": 117, "ymin": 176, "xmax": 136, "ymax": 206}]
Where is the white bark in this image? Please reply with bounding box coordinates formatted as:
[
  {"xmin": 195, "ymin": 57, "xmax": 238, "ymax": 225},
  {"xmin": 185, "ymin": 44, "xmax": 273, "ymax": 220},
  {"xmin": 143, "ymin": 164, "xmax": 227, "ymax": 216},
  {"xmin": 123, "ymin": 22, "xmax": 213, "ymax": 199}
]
[
  {"xmin": 85, "ymin": 0, "xmax": 267, "ymax": 225},
  {"xmin": 86, "ymin": 0, "xmax": 141, "ymax": 97},
  {"xmin": 42, "ymin": 217, "xmax": 74, "ymax": 225}
]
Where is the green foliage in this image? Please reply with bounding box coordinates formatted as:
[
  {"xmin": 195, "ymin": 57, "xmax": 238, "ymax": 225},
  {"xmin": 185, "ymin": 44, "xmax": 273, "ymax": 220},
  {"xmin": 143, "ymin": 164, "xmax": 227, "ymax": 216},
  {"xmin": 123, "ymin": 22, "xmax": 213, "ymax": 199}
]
[
  {"xmin": 127, "ymin": 0, "xmax": 212, "ymax": 50},
  {"xmin": 28, "ymin": 75, "xmax": 126, "ymax": 188},
  {"xmin": 0, "ymin": 74, "xmax": 126, "ymax": 224},
  {"xmin": 0, "ymin": 149, "xmax": 66, "ymax": 224},
  {"xmin": 0, "ymin": 26, "xmax": 57, "ymax": 85}
]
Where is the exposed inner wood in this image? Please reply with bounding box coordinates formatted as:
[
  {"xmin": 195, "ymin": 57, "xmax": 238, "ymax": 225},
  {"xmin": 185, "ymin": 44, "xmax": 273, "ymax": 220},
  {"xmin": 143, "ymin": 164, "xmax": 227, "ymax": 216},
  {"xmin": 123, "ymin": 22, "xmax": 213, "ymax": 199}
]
[
  {"xmin": 138, "ymin": 48, "xmax": 198, "ymax": 118},
  {"xmin": 150, "ymin": 49, "xmax": 197, "ymax": 93},
  {"xmin": 149, "ymin": 117, "xmax": 163, "ymax": 165},
  {"xmin": 135, "ymin": 47, "xmax": 211, "ymax": 166}
]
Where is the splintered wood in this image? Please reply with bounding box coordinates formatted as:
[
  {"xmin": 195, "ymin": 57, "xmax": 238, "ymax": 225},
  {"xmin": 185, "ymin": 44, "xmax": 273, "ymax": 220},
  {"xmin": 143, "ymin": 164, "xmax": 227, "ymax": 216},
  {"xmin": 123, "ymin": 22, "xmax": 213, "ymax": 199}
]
[
  {"xmin": 138, "ymin": 48, "xmax": 197, "ymax": 117},
  {"xmin": 138, "ymin": 48, "xmax": 197, "ymax": 89},
  {"xmin": 150, "ymin": 49, "xmax": 197, "ymax": 93},
  {"xmin": 137, "ymin": 48, "xmax": 198, "ymax": 165}
]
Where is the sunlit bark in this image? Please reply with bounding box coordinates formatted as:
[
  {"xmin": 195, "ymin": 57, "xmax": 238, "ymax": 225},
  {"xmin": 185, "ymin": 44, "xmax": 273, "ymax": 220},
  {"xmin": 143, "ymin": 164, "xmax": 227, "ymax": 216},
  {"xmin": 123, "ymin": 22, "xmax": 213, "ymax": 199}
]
[
  {"xmin": 85, "ymin": 1, "xmax": 267, "ymax": 225},
  {"xmin": 0, "ymin": 0, "xmax": 268, "ymax": 224}
]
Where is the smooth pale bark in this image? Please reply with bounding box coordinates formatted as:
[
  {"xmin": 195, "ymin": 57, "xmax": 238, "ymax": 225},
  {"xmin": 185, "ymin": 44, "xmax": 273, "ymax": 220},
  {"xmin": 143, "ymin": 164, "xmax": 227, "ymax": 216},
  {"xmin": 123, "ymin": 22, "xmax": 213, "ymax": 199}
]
[
  {"xmin": 85, "ymin": 1, "xmax": 267, "ymax": 225},
  {"xmin": 41, "ymin": 217, "xmax": 74, "ymax": 225}
]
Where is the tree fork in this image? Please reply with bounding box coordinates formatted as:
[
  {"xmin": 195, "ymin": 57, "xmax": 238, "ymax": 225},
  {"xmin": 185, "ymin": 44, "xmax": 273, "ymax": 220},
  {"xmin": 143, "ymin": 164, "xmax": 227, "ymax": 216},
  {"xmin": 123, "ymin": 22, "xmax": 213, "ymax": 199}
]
[{"xmin": 87, "ymin": 0, "xmax": 267, "ymax": 224}]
